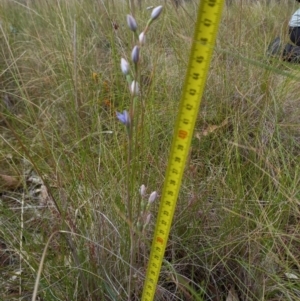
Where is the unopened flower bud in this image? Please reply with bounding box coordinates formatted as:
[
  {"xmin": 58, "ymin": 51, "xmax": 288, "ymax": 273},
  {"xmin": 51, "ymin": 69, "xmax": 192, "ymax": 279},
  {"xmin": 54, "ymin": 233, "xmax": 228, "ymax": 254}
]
[
  {"xmin": 148, "ymin": 191, "xmax": 158, "ymax": 204},
  {"xmin": 140, "ymin": 184, "xmax": 146, "ymax": 197},
  {"xmin": 144, "ymin": 213, "xmax": 152, "ymax": 227},
  {"xmin": 127, "ymin": 15, "xmax": 137, "ymax": 32},
  {"xmin": 130, "ymin": 81, "xmax": 139, "ymax": 96},
  {"xmin": 139, "ymin": 32, "xmax": 146, "ymax": 45},
  {"xmin": 121, "ymin": 58, "xmax": 130, "ymax": 75},
  {"xmin": 151, "ymin": 6, "xmax": 163, "ymax": 21},
  {"xmin": 131, "ymin": 45, "xmax": 140, "ymax": 64}
]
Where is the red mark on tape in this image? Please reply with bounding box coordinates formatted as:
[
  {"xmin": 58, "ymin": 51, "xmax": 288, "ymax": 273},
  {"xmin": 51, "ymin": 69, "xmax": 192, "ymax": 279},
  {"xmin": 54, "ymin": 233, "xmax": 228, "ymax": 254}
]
[
  {"xmin": 178, "ymin": 130, "xmax": 188, "ymax": 139},
  {"xmin": 156, "ymin": 237, "xmax": 164, "ymax": 245}
]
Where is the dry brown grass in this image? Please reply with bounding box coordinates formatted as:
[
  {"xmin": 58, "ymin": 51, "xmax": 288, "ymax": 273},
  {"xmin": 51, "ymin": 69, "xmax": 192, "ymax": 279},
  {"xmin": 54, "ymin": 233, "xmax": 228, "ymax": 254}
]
[{"xmin": 1, "ymin": 1, "xmax": 300, "ymax": 300}]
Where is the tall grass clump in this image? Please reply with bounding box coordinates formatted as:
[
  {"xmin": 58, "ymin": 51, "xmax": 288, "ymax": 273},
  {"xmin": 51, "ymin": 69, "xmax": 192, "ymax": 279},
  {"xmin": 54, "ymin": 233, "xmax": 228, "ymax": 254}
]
[{"xmin": 0, "ymin": 0, "xmax": 300, "ymax": 300}]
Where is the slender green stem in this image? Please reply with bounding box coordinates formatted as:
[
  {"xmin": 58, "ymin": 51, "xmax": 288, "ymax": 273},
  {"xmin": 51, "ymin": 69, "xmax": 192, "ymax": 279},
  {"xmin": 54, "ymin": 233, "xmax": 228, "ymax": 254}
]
[{"xmin": 127, "ymin": 87, "xmax": 135, "ymax": 301}]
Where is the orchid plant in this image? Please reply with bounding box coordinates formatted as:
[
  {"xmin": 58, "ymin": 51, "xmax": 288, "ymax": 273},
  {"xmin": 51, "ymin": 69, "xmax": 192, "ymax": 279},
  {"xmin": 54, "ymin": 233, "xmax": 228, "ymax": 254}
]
[{"xmin": 115, "ymin": 5, "xmax": 163, "ymax": 299}]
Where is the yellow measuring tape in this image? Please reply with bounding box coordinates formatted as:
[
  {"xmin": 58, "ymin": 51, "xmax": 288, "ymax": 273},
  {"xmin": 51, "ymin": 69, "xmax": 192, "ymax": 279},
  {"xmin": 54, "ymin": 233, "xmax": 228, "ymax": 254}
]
[{"xmin": 141, "ymin": 1, "xmax": 224, "ymax": 300}]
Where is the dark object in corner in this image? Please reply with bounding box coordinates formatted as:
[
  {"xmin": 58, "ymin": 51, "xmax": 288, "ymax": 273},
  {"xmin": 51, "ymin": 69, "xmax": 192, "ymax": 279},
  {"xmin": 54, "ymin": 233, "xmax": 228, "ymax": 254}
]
[
  {"xmin": 267, "ymin": 37, "xmax": 282, "ymax": 56},
  {"xmin": 267, "ymin": 36, "xmax": 300, "ymax": 63},
  {"xmin": 282, "ymin": 43, "xmax": 300, "ymax": 63}
]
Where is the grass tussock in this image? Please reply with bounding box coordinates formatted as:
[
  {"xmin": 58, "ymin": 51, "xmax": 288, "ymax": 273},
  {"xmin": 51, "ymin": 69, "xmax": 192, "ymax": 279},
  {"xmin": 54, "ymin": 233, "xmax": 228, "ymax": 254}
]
[{"xmin": 1, "ymin": 0, "xmax": 300, "ymax": 300}]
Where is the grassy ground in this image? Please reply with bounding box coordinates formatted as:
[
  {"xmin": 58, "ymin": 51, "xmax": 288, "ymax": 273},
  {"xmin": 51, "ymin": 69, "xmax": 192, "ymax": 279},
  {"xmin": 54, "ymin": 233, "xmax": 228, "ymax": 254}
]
[{"xmin": 1, "ymin": 0, "xmax": 300, "ymax": 300}]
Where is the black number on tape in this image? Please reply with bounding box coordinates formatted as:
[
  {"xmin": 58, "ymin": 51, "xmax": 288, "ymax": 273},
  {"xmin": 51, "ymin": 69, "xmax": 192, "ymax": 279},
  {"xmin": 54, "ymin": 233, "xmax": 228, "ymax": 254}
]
[
  {"xmin": 189, "ymin": 89, "xmax": 196, "ymax": 95},
  {"xmin": 196, "ymin": 56, "xmax": 204, "ymax": 63},
  {"xmin": 193, "ymin": 73, "xmax": 200, "ymax": 80},
  {"xmin": 204, "ymin": 19, "xmax": 212, "ymax": 26},
  {"xmin": 208, "ymin": 0, "xmax": 216, "ymax": 7}
]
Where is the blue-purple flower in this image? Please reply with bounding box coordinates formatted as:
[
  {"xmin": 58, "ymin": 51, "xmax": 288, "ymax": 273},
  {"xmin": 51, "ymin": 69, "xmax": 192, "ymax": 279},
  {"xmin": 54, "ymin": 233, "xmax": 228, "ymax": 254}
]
[{"xmin": 116, "ymin": 110, "xmax": 130, "ymax": 126}]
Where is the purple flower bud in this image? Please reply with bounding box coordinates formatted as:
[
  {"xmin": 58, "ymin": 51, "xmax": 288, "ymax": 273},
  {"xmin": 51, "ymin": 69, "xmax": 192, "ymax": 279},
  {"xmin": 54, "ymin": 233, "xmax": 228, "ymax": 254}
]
[
  {"xmin": 131, "ymin": 45, "xmax": 140, "ymax": 64},
  {"xmin": 116, "ymin": 110, "xmax": 130, "ymax": 126},
  {"xmin": 127, "ymin": 15, "xmax": 137, "ymax": 32},
  {"xmin": 130, "ymin": 81, "xmax": 139, "ymax": 96},
  {"xmin": 144, "ymin": 213, "xmax": 152, "ymax": 227},
  {"xmin": 148, "ymin": 191, "xmax": 158, "ymax": 204},
  {"xmin": 151, "ymin": 6, "xmax": 163, "ymax": 21},
  {"xmin": 139, "ymin": 32, "xmax": 146, "ymax": 45},
  {"xmin": 121, "ymin": 58, "xmax": 130, "ymax": 75},
  {"xmin": 140, "ymin": 184, "xmax": 146, "ymax": 197}
]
